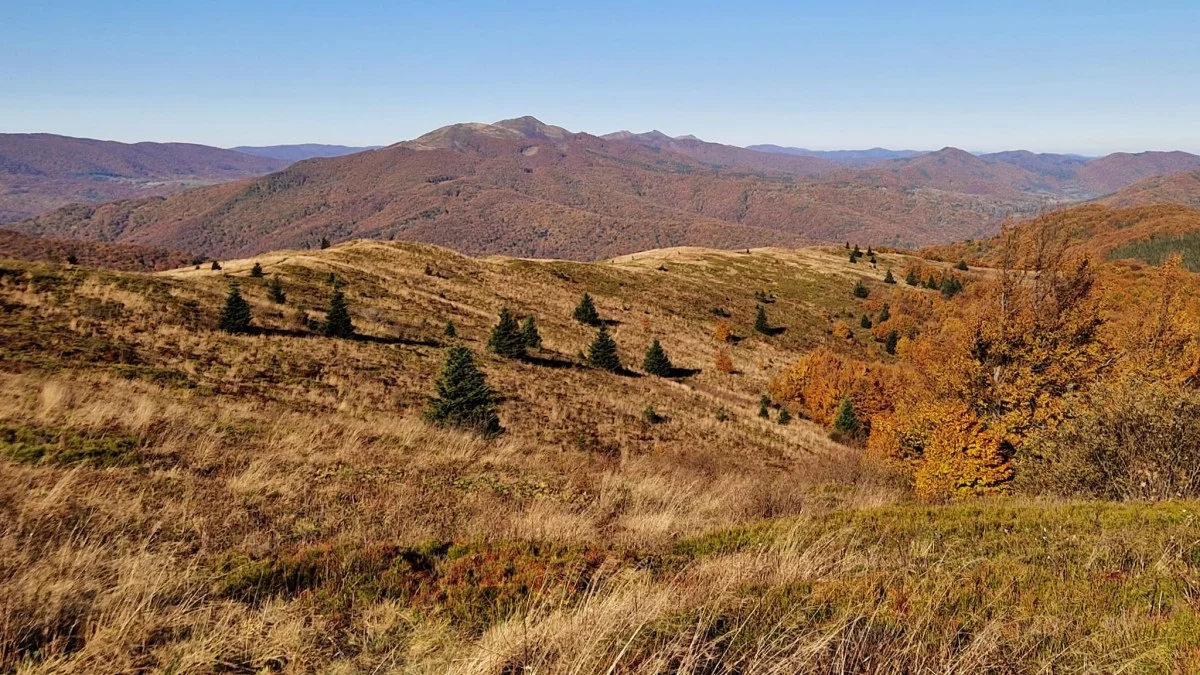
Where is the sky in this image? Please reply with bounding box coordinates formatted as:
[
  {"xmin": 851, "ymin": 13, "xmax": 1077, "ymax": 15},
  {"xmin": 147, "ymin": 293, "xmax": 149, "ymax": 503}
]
[{"xmin": 3, "ymin": 1, "xmax": 1199, "ymax": 154}]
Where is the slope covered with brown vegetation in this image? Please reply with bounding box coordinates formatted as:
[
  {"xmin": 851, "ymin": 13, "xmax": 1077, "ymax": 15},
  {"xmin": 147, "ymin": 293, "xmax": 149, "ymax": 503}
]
[
  {"xmin": 1100, "ymin": 169, "xmax": 1200, "ymax": 209},
  {"xmin": 4, "ymin": 234, "xmax": 1200, "ymax": 672},
  {"xmin": 7, "ymin": 119, "xmax": 1043, "ymax": 259},
  {"xmin": 0, "ymin": 228, "xmax": 197, "ymax": 272}
]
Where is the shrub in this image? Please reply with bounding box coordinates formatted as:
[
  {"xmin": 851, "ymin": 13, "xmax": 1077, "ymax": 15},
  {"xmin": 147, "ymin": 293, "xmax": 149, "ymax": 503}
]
[
  {"xmin": 267, "ymin": 274, "xmax": 286, "ymax": 304},
  {"xmin": 853, "ymin": 280, "xmax": 869, "ymax": 298},
  {"xmin": 754, "ymin": 304, "xmax": 771, "ymax": 334},
  {"xmin": 715, "ymin": 348, "xmax": 734, "ymax": 373},
  {"xmin": 250, "ymin": 262, "xmax": 264, "ymax": 278},
  {"xmin": 713, "ymin": 319, "xmax": 731, "ymax": 343},
  {"xmin": 488, "ymin": 307, "xmax": 526, "ymax": 359},
  {"xmin": 218, "ymin": 282, "xmax": 253, "ymax": 334},
  {"xmin": 716, "ymin": 407, "xmax": 730, "ymax": 422},
  {"xmin": 573, "ymin": 293, "xmax": 600, "ymax": 325},
  {"xmin": 777, "ymin": 409, "xmax": 791, "ymax": 425},
  {"xmin": 1020, "ymin": 380, "xmax": 1200, "ymax": 500},
  {"xmin": 322, "ymin": 288, "xmax": 354, "ymax": 338},
  {"xmin": 642, "ymin": 406, "xmax": 664, "ymax": 425},
  {"xmin": 586, "ymin": 324, "xmax": 621, "ymax": 371},
  {"xmin": 642, "ymin": 338, "xmax": 673, "ymax": 376},
  {"xmin": 425, "ymin": 345, "xmax": 503, "ymax": 437}
]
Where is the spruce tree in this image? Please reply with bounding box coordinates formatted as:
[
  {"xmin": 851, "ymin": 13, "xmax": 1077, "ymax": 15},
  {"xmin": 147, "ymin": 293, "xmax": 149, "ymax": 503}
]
[
  {"xmin": 250, "ymin": 262, "xmax": 264, "ymax": 278},
  {"xmin": 940, "ymin": 275, "xmax": 963, "ymax": 299},
  {"xmin": 320, "ymin": 237, "xmax": 331, "ymax": 250},
  {"xmin": 444, "ymin": 320, "xmax": 457, "ymax": 339},
  {"xmin": 211, "ymin": 261, "xmax": 222, "ymax": 271},
  {"xmin": 425, "ymin": 345, "xmax": 503, "ymax": 437},
  {"xmin": 643, "ymin": 338, "xmax": 673, "ymax": 376},
  {"xmin": 777, "ymin": 409, "xmax": 792, "ymax": 425},
  {"xmin": 322, "ymin": 287, "xmax": 354, "ymax": 338},
  {"xmin": 758, "ymin": 394, "xmax": 770, "ymax": 418},
  {"xmin": 879, "ymin": 303, "xmax": 890, "ymax": 323},
  {"xmin": 955, "ymin": 259, "xmax": 969, "ymax": 271},
  {"xmin": 754, "ymin": 304, "xmax": 770, "ymax": 334},
  {"xmin": 574, "ymin": 293, "xmax": 600, "ymax": 325},
  {"xmin": 218, "ymin": 282, "xmax": 253, "ymax": 334},
  {"xmin": 267, "ymin": 274, "xmax": 286, "ymax": 304},
  {"xmin": 860, "ymin": 314, "xmax": 872, "ymax": 329},
  {"xmin": 885, "ymin": 330, "xmax": 900, "ymax": 355},
  {"xmin": 884, "ymin": 269, "xmax": 896, "ymax": 284},
  {"xmin": 488, "ymin": 307, "xmax": 526, "ymax": 358},
  {"xmin": 853, "ymin": 280, "xmax": 870, "ymax": 298},
  {"xmin": 520, "ymin": 315, "xmax": 542, "ymax": 349},
  {"xmin": 905, "ymin": 269, "xmax": 918, "ymax": 286},
  {"xmin": 833, "ymin": 398, "xmax": 861, "ymax": 438},
  {"xmin": 587, "ymin": 324, "xmax": 621, "ymax": 372}
]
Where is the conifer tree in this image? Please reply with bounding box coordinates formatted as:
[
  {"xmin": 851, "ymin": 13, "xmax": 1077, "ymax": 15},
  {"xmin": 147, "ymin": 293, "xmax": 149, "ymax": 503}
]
[
  {"xmin": 250, "ymin": 262, "xmax": 264, "ymax": 278},
  {"xmin": 488, "ymin": 307, "xmax": 526, "ymax": 359},
  {"xmin": 66, "ymin": 252, "xmax": 78, "ymax": 266},
  {"xmin": 643, "ymin": 338, "xmax": 673, "ymax": 376},
  {"xmin": 520, "ymin": 315, "xmax": 542, "ymax": 349},
  {"xmin": 586, "ymin": 324, "xmax": 621, "ymax": 372},
  {"xmin": 940, "ymin": 274, "xmax": 963, "ymax": 299},
  {"xmin": 758, "ymin": 394, "xmax": 770, "ymax": 418},
  {"xmin": 905, "ymin": 269, "xmax": 918, "ymax": 286},
  {"xmin": 754, "ymin": 304, "xmax": 770, "ymax": 334},
  {"xmin": 885, "ymin": 329, "xmax": 900, "ymax": 355},
  {"xmin": 573, "ymin": 293, "xmax": 600, "ymax": 325},
  {"xmin": 879, "ymin": 303, "xmax": 890, "ymax": 323},
  {"xmin": 860, "ymin": 314, "xmax": 872, "ymax": 329},
  {"xmin": 267, "ymin": 274, "xmax": 286, "ymax": 304},
  {"xmin": 444, "ymin": 320, "xmax": 457, "ymax": 339},
  {"xmin": 320, "ymin": 237, "xmax": 331, "ymax": 250},
  {"xmin": 833, "ymin": 398, "xmax": 861, "ymax": 438},
  {"xmin": 848, "ymin": 250, "xmax": 858, "ymax": 264},
  {"xmin": 925, "ymin": 275, "xmax": 940, "ymax": 290},
  {"xmin": 425, "ymin": 345, "xmax": 502, "ymax": 437},
  {"xmin": 777, "ymin": 409, "xmax": 792, "ymax": 425},
  {"xmin": 955, "ymin": 259, "xmax": 969, "ymax": 271},
  {"xmin": 218, "ymin": 282, "xmax": 253, "ymax": 334},
  {"xmin": 322, "ymin": 287, "xmax": 354, "ymax": 338},
  {"xmin": 853, "ymin": 280, "xmax": 870, "ymax": 298},
  {"xmin": 211, "ymin": 261, "xmax": 222, "ymax": 271}
]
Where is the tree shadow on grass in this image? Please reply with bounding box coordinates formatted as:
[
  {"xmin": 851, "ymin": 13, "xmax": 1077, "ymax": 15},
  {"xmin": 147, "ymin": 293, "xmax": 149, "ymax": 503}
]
[
  {"xmin": 758, "ymin": 326, "xmax": 787, "ymax": 337},
  {"xmin": 522, "ymin": 353, "xmax": 580, "ymax": 370},
  {"xmin": 667, "ymin": 367, "xmax": 702, "ymax": 379}
]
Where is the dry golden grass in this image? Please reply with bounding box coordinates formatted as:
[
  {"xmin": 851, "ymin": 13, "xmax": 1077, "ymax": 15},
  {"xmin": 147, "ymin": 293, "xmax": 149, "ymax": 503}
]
[{"xmin": 2, "ymin": 242, "xmax": 1199, "ymax": 672}]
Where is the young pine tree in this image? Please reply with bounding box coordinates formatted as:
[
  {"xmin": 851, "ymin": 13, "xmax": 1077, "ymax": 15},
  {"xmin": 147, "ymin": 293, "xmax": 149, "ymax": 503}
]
[
  {"xmin": 250, "ymin": 262, "xmax": 264, "ymax": 278},
  {"xmin": 955, "ymin": 259, "xmax": 970, "ymax": 271},
  {"xmin": 643, "ymin": 338, "xmax": 673, "ymax": 376},
  {"xmin": 320, "ymin": 237, "xmax": 331, "ymax": 250},
  {"xmin": 218, "ymin": 282, "xmax": 253, "ymax": 334},
  {"xmin": 860, "ymin": 314, "xmax": 872, "ymax": 329},
  {"xmin": 425, "ymin": 345, "xmax": 503, "ymax": 437},
  {"xmin": 211, "ymin": 261, "xmax": 222, "ymax": 271},
  {"xmin": 587, "ymin": 324, "xmax": 621, "ymax": 372},
  {"xmin": 885, "ymin": 329, "xmax": 900, "ymax": 355},
  {"xmin": 833, "ymin": 397, "xmax": 861, "ymax": 438},
  {"xmin": 879, "ymin": 303, "xmax": 891, "ymax": 322},
  {"xmin": 267, "ymin": 274, "xmax": 286, "ymax": 304},
  {"xmin": 488, "ymin": 307, "xmax": 526, "ymax": 359},
  {"xmin": 754, "ymin": 304, "xmax": 770, "ymax": 334},
  {"xmin": 758, "ymin": 394, "xmax": 770, "ymax": 418},
  {"xmin": 444, "ymin": 320, "xmax": 457, "ymax": 339},
  {"xmin": 905, "ymin": 269, "xmax": 918, "ymax": 286},
  {"xmin": 573, "ymin": 293, "xmax": 600, "ymax": 325},
  {"xmin": 520, "ymin": 315, "xmax": 542, "ymax": 349},
  {"xmin": 853, "ymin": 280, "xmax": 870, "ymax": 298},
  {"xmin": 322, "ymin": 287, "xmax": 354, "ymax": 338},
  {"xmin": 777, "ymin": 408, "xmax": 792, "ymax": 425},
  {"xmin": 940, "ymin": 274, "xmax": 963, "ymax": 299},
  {"xmin": 884, "ymin": 269, "xmax": 896, "ymax": 284}
]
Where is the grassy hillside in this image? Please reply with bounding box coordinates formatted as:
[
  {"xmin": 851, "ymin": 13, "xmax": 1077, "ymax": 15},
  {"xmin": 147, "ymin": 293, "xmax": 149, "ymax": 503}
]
[{"xmin": 2, "ymin": 242, "xmax": 1199, "ymax": 672}]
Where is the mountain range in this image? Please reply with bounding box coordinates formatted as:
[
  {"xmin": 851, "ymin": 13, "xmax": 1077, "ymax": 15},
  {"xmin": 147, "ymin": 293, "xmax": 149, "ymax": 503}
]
[
  {"xmin": 230, "ymin": 144, "xmax": 382, "ymax": 161},
  {"xmin": 7, "ymin": 117, "xmax": 1200, "ymax": 263}
]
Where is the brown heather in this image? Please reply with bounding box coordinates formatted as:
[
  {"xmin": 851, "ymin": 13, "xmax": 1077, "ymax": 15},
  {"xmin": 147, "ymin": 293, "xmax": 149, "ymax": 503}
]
[{"xmin": 2, "ymin": 240, "xmax": 1200, "ymax": 672}]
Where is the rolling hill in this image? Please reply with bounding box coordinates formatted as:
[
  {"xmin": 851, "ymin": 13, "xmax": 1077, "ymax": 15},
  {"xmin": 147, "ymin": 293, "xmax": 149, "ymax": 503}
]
[
  {"xmin": 1099, "ymin": 169, "xmax": 1200, "ymax": 210},
  {"xmin": 747, "ymin": 144, "xmax": 924, "ymax": 166},
  {"xmin": 0, "ymin": 134, "xmax": 290, "ymax": 223},
  {"xmin": 230, "ymin": 143, "xmax": 382, "ymax": 161},
  {"xmin": 0, "ymin": 228, "xmax": 196, "ymax": 272}
]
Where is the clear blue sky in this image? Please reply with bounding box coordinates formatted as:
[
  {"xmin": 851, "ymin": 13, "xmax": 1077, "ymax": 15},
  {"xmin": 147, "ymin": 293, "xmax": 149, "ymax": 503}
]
[{"xmin": 4, "ymin": 1, "xmax": 1198, "ymax": 154}]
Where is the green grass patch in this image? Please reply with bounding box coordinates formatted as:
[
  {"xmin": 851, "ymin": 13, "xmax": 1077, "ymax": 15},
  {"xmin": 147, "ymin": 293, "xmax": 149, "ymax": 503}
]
[{"xmin": 0, "ymin": 423, "xmax": 142, "ymax": 467}]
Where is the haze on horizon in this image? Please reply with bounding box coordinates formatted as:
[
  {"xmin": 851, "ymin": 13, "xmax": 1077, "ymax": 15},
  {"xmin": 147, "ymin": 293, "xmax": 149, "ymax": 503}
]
[{"xmin": 3, "ymin": 0, "xmax": 1199, "ymax": 155}]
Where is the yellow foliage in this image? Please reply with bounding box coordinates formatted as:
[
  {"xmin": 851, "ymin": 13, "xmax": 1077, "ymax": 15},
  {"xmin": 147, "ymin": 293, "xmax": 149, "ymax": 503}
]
[
  {"xmin": 832, "ymin": 321, "xmax": 853, "ymax": 340},
  {"xmin": 713, "ymin": 319, "xmax": 731, "ymax": 343}
]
